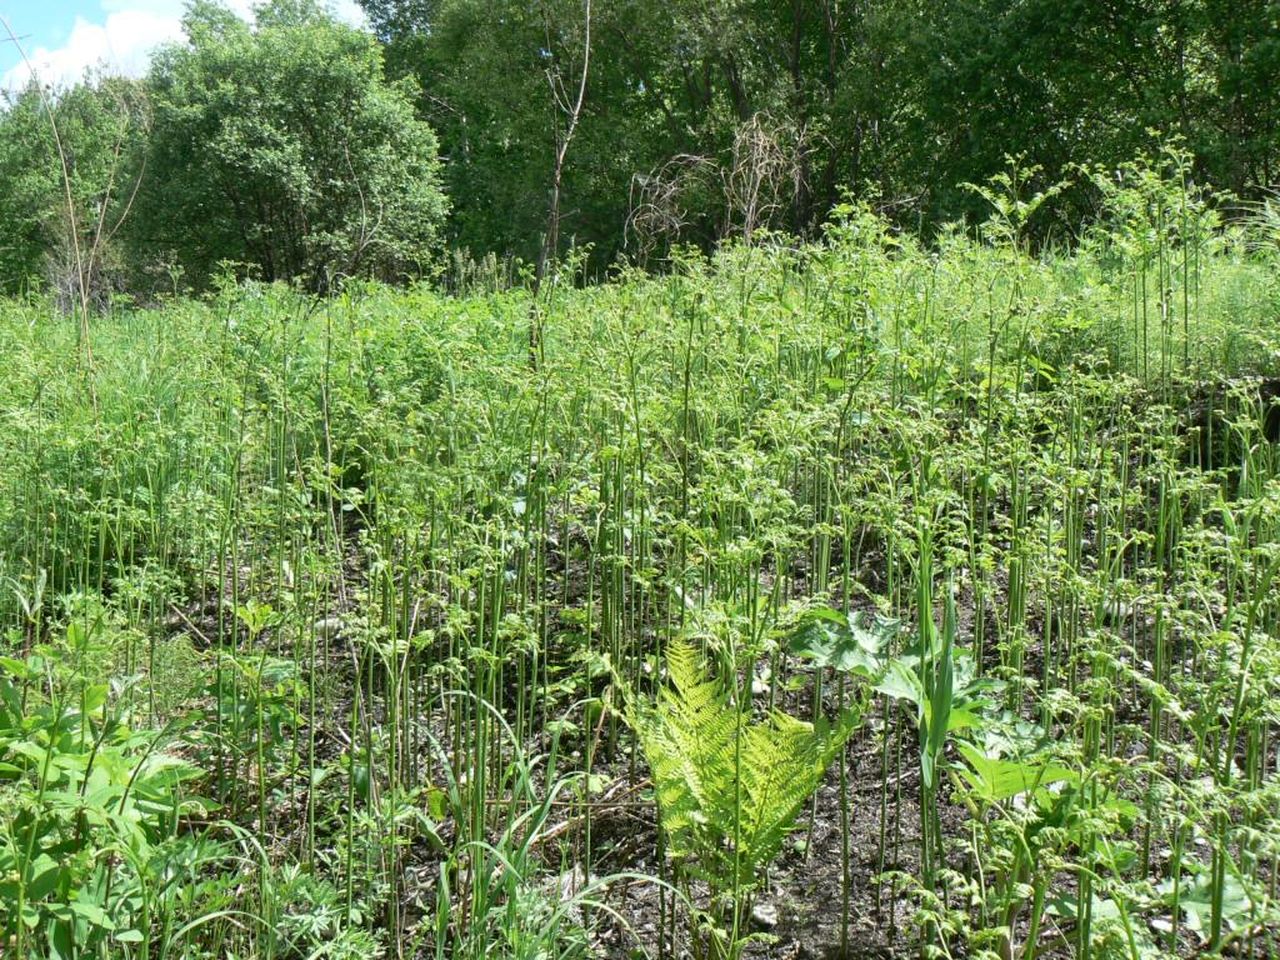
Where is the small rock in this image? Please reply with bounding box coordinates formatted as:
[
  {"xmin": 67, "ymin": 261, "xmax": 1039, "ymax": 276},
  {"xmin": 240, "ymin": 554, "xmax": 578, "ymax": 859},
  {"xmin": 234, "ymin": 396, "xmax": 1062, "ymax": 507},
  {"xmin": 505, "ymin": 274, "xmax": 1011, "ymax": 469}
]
[
  {"xmin": 751, "ymin": 902, "xmax": 779, "ymax": 929},
  {"xmin": 1101, "ymin": 600, "xmax": 1132, "ymax": 624},
  {"xmin": 313, "ymin": 616, "xmax": 344, "ymax": 639}
]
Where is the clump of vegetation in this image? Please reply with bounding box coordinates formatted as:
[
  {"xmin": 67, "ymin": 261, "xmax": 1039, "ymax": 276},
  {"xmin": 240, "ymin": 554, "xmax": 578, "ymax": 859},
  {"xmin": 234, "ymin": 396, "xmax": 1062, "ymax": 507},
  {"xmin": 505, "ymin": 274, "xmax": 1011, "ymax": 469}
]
[
  {"xmin": 635, "ymin": 635, "xmax": 861, "ymax": 958},
  {"xmin": 0, "ymin": 149, "xmax": 1279, "ymax": 960},
  {"xmin": 0, "ymin": 0, "xmax": 447, "ymax": 299}
]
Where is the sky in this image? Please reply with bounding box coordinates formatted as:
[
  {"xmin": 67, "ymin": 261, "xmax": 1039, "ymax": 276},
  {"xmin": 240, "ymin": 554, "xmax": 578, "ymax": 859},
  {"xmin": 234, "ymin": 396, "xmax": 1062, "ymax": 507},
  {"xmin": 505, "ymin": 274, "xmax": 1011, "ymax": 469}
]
[{"xmin": 0, "ymin": 0, "xmax": 367, "ymax": 92}]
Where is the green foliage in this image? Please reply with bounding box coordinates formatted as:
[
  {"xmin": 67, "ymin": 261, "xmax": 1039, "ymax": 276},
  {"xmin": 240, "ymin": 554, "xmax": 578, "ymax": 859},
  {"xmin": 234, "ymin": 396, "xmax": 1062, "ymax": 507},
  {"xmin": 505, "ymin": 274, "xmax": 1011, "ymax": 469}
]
[
  {"xmin": 1, "ymin": 0, "xmax": 1279, "ymax": 298},
  {"xmin": 953, "ymin": 742, "xmax": 1076, "ymax": 806},
  {"xmin": 875, "ymin": 590, "xmax": 995, "ymax": 791},
  {"xmin": 5, "ymin": 0, "xmax": 1280, "ymax": 288},
  {"xmin": 0, "ymin": 622, "xmax": 221, "ymax": 959},
  {"xmin": 637, "ymin": 639, "xmax": 859, "ymax": 926},
  {"xmin": 0, "ymin": 78, "xmax": 149, "ymax": 301},
  {"xmin": 367, "ymin": 0, "xmax": 907, "ymax": 263},
  {"xmin": 787, "ymin": 607, "xmax": 900, "ymax": 677},
  {"xmin": 132, "ymin": 0, "xmax": 446, "ymax": 291},
  {"xmin": 365, "ymin": 0, "xmax": 1280, "ymax": 259},
  {"xmin": 1, "ymin": 200, "xmax": 1280, "ymax": 958}
]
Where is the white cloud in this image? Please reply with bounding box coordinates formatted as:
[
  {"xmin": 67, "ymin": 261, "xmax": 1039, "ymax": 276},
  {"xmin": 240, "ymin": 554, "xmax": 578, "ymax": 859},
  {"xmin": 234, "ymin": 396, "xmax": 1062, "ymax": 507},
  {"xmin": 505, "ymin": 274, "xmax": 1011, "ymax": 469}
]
[
  {"xmin": 3, "ymin": 9, "xmax": 183, "ymax": 90},
  {"xmin": 3, "ymin": 0, "xmax": 368, "ymax": 93}
]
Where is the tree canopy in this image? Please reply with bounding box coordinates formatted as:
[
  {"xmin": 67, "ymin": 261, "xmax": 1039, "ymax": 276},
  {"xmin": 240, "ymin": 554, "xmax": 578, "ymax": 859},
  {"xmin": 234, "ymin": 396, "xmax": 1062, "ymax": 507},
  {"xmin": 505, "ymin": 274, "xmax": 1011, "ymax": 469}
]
[
  {"xmin": 0, "ymin": 78, "xmax": 148, "ymax": 301},
  {"xmin": 0, "ymin": 0, "xmax": 1277, "ymax": 297},
  {"xmin": 367, "ymin": 0, "xmax": 1280, "ymax": 263},
  {"xmin": 130, "ymin": 0, "xmax": 446, "ymax": 291}
]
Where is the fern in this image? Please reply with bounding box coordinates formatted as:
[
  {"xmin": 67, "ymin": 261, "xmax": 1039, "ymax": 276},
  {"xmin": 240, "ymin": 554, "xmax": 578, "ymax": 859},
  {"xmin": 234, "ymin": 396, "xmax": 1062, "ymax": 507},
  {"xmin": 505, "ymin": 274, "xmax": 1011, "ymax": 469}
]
[{"xmin": 637, "ymin": 638, "xmax": 861, "ymax": 901}]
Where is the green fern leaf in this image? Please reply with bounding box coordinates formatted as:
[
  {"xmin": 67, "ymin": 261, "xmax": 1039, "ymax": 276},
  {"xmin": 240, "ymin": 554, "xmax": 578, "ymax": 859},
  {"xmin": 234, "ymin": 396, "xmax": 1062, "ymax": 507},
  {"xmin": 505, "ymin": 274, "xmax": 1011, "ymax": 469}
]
[{"xmin": 636, "ymin": 638, "xmax": 863, "ymax": 899}]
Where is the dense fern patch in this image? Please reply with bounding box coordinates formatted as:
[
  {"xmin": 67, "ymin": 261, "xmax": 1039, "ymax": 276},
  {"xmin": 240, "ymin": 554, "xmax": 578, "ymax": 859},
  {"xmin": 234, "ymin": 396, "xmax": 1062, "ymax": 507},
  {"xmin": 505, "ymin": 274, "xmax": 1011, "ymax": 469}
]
[{"xmin": 2, "ymin": 177, "xmax": 1280, "ymax": 958}]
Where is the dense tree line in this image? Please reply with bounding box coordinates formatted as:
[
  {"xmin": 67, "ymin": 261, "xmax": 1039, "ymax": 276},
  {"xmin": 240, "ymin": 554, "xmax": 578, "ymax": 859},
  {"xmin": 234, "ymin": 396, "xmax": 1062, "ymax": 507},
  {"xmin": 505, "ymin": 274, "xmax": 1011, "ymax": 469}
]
[
  {"xmin": 368, "ymin": 0, "xmax": 1280, "ymax": 265},
  {"xmin": 1, "ymin": 0, "xmax": 1277, "ymax": 297}
]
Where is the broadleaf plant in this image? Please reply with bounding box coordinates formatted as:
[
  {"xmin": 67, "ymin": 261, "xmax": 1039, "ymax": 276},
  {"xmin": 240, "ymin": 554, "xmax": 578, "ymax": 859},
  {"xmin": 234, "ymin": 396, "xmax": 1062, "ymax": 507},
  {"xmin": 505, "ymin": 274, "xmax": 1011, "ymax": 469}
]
[{"xmin": 787, "ymin": 607, "xmax": 900, "ymax": 677}]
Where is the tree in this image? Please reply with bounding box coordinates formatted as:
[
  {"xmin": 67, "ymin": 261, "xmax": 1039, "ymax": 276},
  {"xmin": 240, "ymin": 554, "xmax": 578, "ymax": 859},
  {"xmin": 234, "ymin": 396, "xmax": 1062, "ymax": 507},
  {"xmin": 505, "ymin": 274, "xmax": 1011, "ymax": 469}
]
[
  {"xmin": 131, "ymin": 0, "xmax": 447, "ymax": 292},
  {"xmin": 364, "ymin": 0, "xmax": 914, "ymax": 264},
  {"xmin": 0, "ymin": 77, "xmax": 149, "ymax": 304}
]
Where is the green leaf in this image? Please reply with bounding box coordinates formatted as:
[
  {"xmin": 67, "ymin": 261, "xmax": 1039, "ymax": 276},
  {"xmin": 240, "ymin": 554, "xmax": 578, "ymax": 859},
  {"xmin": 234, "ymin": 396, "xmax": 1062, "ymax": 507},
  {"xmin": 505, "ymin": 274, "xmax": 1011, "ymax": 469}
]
[
  {"xmin": 635, "ymin": 638, "xmax": 861, "ymax": 898},
  {"xmin": 26, "ymin": 854, "xmax": 62, "ymax": 900},
  {"xmin": 875, "ymin": 659, "xmax": 923, "ymax": 707},
  {"xmin": 48, "ymin": 916, "xmax": 73, "ymax": 960},
  {"xmin": 425, "ymin": 785, "xmax": 448, "ymax": 821},
  {"xmin": 955, "ymin": 742, "xmax": 1077, "ymax": 803},
  {"xmin": 0, "ymin": 657, "xmax": 35, "ymax": 679},
  {"xmin": 10, "ymin": 740, "xmax": 48, "ymax": 764},
  {"xmin": 1156, "ymin": 871, "xmax": 1253, "ymax": 934},
  {"xmin": 788, "ymin": 608, "xmax": 898, "ymax": 676},
  {"xmin": 81, "ymin": 685, "xmax": 108, "ymax": 714},
  {"xmin": 70, "ymin": 898, "xmax": 115, "ymax": 930},
  {"xmin": 946, "ymin": 706, "xmax": 982, "ymax": 734}
]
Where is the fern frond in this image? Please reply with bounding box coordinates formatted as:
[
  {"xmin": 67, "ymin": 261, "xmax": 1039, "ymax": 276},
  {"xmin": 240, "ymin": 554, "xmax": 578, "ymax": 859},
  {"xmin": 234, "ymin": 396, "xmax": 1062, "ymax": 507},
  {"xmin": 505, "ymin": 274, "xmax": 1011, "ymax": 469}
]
[
  {"xmin": 737, "ymin": 708, "xmax": 860, "ymax": 875},
  {"xmin": 636, "ymin": 638, "xmax": 863, "ymax": 899}
]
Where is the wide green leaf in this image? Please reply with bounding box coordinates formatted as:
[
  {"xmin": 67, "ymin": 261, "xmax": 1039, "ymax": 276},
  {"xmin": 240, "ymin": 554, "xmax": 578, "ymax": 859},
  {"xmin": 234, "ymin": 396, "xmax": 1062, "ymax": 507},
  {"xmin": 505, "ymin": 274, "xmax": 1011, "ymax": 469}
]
[{"xmin": 955, "ymin": 742, "xmax": 1077, "ymax": 804}]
